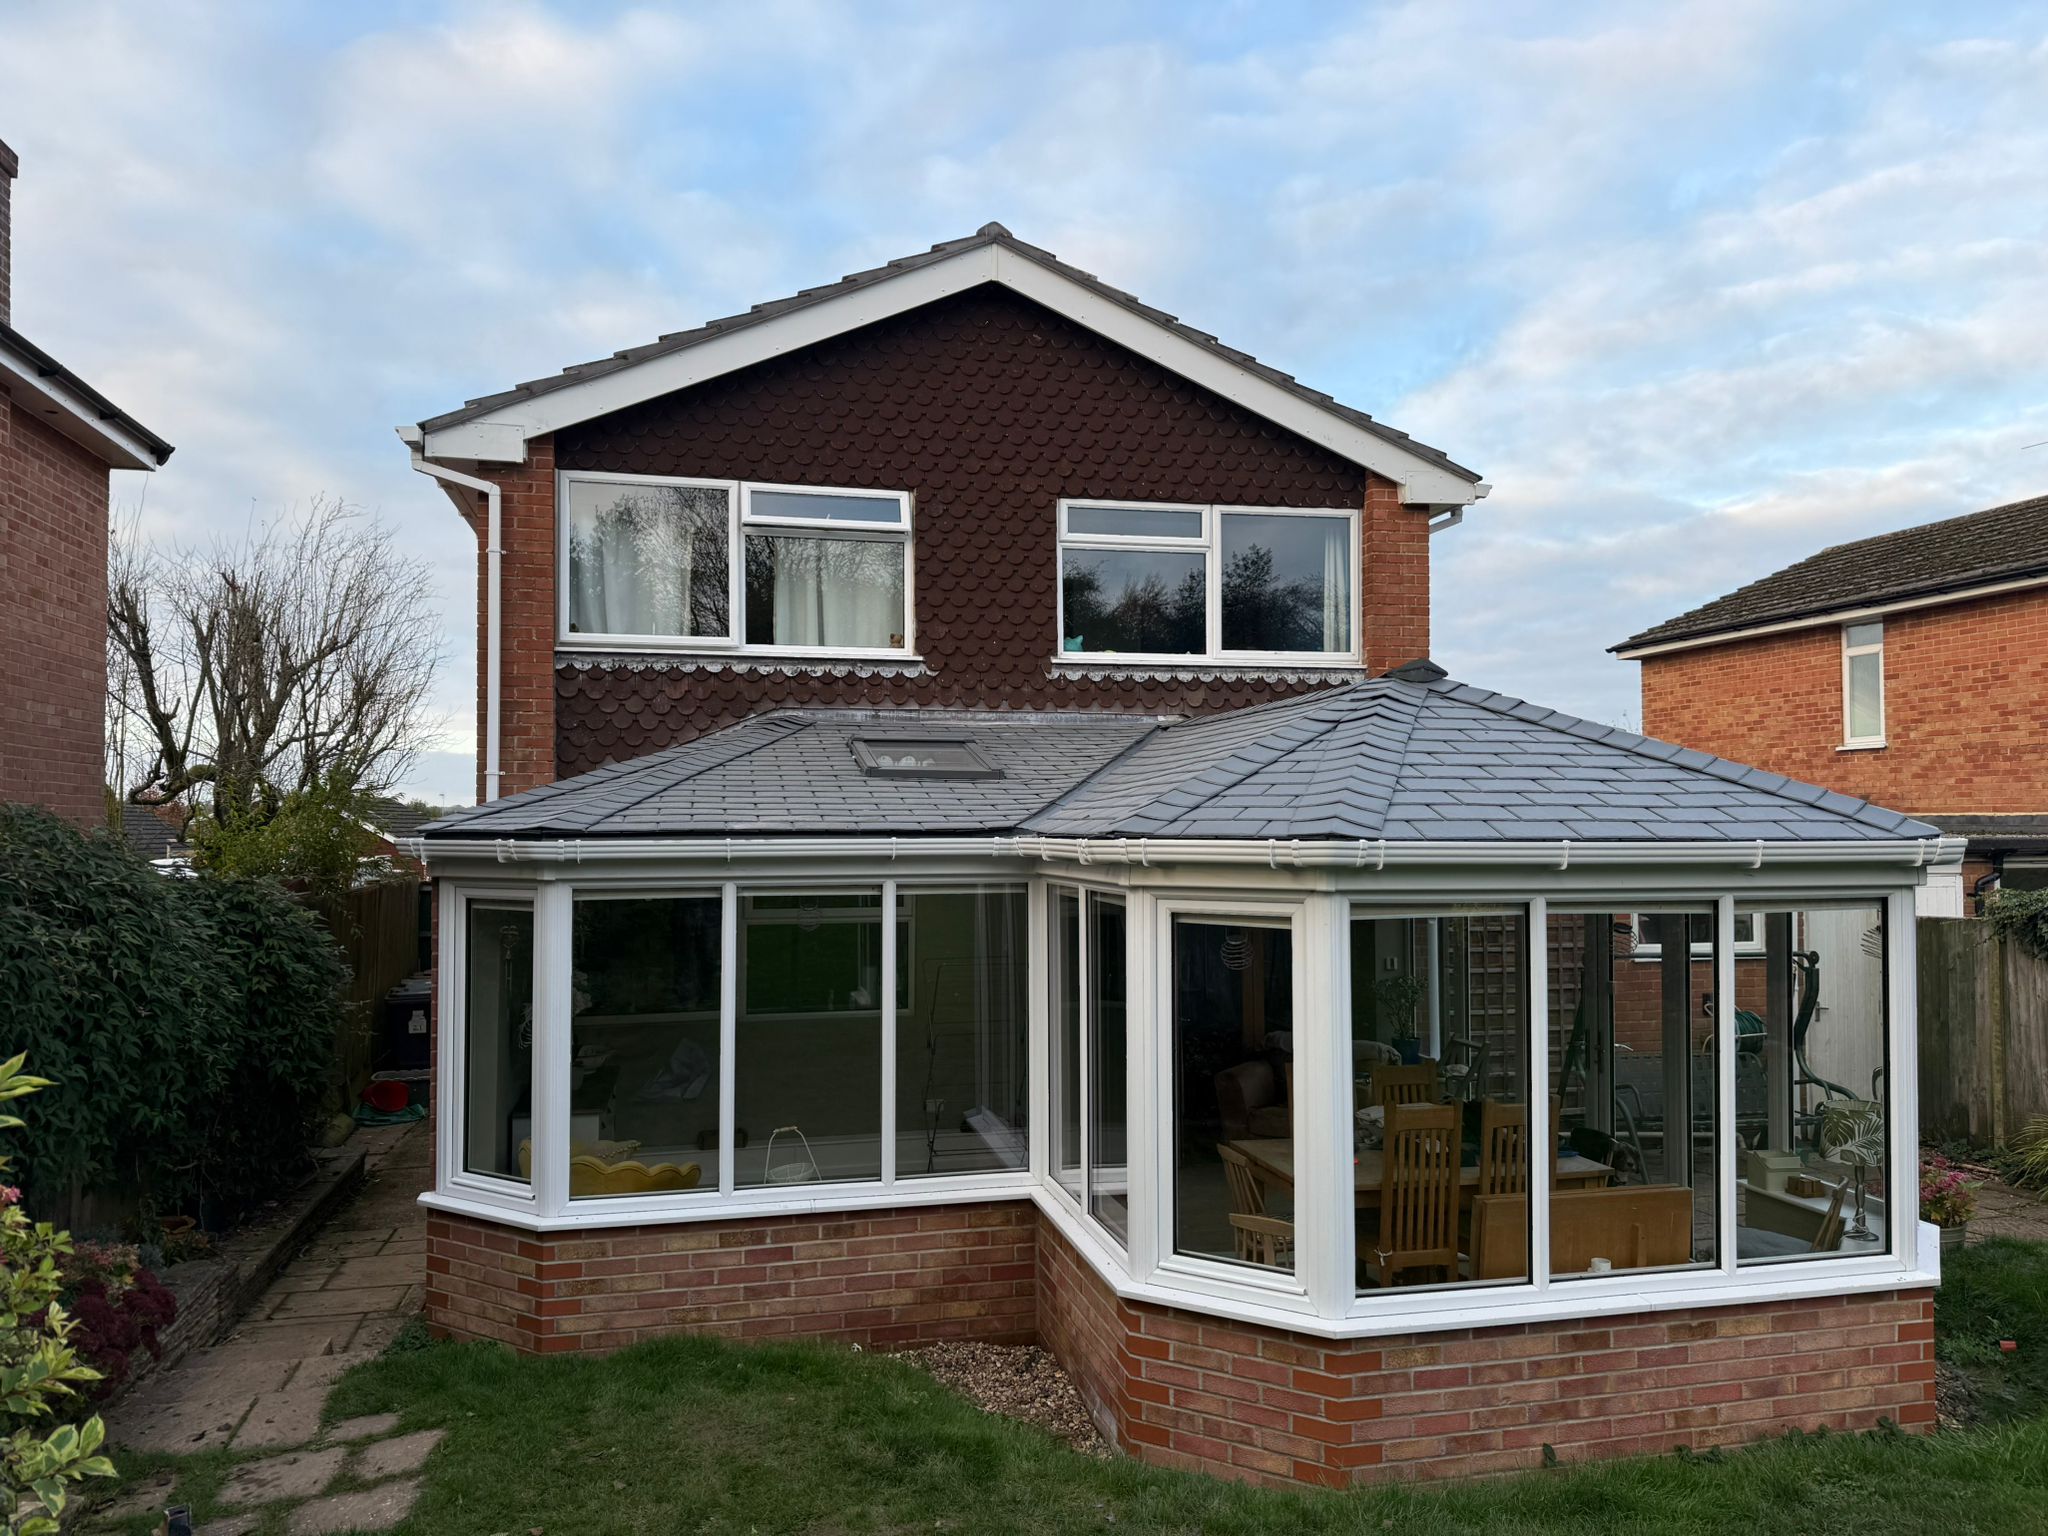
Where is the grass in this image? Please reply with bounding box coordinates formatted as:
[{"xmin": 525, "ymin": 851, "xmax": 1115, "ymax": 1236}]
[
  {"xmin": 97, "ymin": 1240, "xmax": 2048, "ymax": 1536},
  {"xmin": 1934, "ymin": 1237, "xmax": 2048, "ymax": 1423},
  {"xmin": 101, "ymin": 1338, "xmax": 2047, "ymax": 1536}
]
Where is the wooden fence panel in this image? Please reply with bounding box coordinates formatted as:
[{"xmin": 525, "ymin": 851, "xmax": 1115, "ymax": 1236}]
[
  {"xmin": 1918, "ymin": 915, "xmax": 2048, "ymax": 1145},
  {"xmin": 310, "ymin": 877, "xmax": 422, "ymax": 1114}
]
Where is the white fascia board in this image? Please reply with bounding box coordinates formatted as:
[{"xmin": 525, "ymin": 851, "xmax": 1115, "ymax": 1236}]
[
  {"xmin": 0, "ymin": 346, "xmax": 157, "ymax": 470},
  {"xmin": 418, "ymin": 243, "xmax": 1480, "ymax": 507},
  {"xmin": 1615, "ymin": 571, "xmax": 2048, "ymax": 659},
  {"xmin": 415, "ymin": 832, "xmax": 1963, "ymax": 876}
]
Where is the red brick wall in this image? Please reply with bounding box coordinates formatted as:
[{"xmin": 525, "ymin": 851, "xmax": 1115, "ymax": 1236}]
[
  {"xmin": 1638, "ymin": 588, "xmax": 2048, "ymax": 818},
  {"xmin": 1037, "ymin": 1223, "xmax": 1933, "ymax": 1488},
  {"xmin": 455, "ymin": 286, "xmax": 1440, "ymax": 788},
  {"xmin": 0, "ymin": 397, "xmax": 110, "ymax": 825},
  {"xmin": 455, "ymin": 436, "xmax": 560, "ymax": 800},
  {"xmin": 426, "ymin": 1201, "xmax": 1037, "ymax": 1354}
]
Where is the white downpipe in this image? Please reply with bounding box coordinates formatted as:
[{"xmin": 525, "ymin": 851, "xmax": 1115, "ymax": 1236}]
[{"xmin": 407, "ymin": 446, "xmax": 503, "ymax": 802}]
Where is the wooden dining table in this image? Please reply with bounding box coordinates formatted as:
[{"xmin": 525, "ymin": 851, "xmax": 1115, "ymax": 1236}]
[{"xmin": 1230, "ymin": 1137, "xmax": 1613, "ymax": 1210}]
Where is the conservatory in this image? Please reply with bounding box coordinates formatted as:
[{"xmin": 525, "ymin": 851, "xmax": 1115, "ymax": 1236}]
[{"xmin": 416, "ymin": 665, "xmax": 1952, "ymax": 1484}]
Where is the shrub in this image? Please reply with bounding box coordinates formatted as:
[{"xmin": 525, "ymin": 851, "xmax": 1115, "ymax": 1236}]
[
  {"xmin": 0, "ymin": 804, "xmax": 343, "ymax": 1224},
  {"xmin": 1919, "ymin": 1150, "xmax": 1982, "ymax": 1227},
  {"xmin": 189, "ymin": 770, "xmax": 380, "ymax": 900},
  {"xmin": 58, "ymin": 1243, "xmax": 175, "ymax": 1402},
  {"xmin": 0, "ymin": 1056, "xmax": 116, "ymax": 1534},
  {"xmin": 1985, "ymin": 886, "xmax": 2048, "ymax": 963},
  {"xmin": 2010, "ymin": 1116, "xmax": 2048, "ymax": 1194}
]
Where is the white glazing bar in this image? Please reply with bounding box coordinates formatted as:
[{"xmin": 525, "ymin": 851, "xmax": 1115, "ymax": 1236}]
[
  {"xmin": 1027, "ymin": 879, "xmax": 1050, "ymax": 1187},
  {"xmin": 1125, "ymin": 889, "xmax": 1159, "ymax": 1281},
  {"xmin": 1527, "ymin": 896, "xmax": 1552, "ymax": 1291},
  {"xmin": 881, "ymin": 879, "xmax": 898, "ymax": 1186},
  {"xmin": 532, "ymin": 881, "xmax": 573, "ymax": 1219},
  {"xmin": 1298, "ymin": 893, "xmax": 1350, "ymax": 1317},
  {"xmin": 436, "ymin": 882, "xmax": 462, "ymax": 1199},
  {"xmin": 1888, "ymin": 888, "xmax": 1917, "ymax": 1268},
  {"xmin": 1716, "ymin": 895, "xmax": 1739, "ymax": 1275},
  {"xmin": 718, "ymin": 882, "xmax": 738, "ymax": 1198},
  {"xmin": 1076, "ymin": 891, "xmax": 1092, "ymax": 1232}
]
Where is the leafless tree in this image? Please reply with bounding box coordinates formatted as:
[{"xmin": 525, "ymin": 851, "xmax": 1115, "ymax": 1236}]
[{"xmin": 107, "ymin": 498, "xmax": 444, "ymax": 823}]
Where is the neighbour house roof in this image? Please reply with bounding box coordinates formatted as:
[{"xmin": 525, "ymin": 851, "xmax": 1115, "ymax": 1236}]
[
  {"xmin": 1918, "ymin": 814, "xmax": 2048, "ymax": 855},
  {"xmin": 363, "ymin": 796, "xmax": 461, "ymax": 842},
  {"xmin": 420, "ymin": 665, "xmax": 1938, "ymax": 846},
  {"xmin": 409, "ymin": 223, "xmax": 1481, "ymax": 504},
  {"xmin": 1614, "ymin": 493, "xmax": 2048, "ymax": 654},
  {"xmin": 118, "ymin": 804, "xmax": 190, "ymax": 864},
  {"xmin": 0, "ymin": 319, "xmax": 174, "ymax": 471}
]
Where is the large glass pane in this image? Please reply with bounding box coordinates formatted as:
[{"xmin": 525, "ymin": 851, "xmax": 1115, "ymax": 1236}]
[
  {"xmin": 895, "ymin": 887, "xmax": 1029, "ymax": 1179},
  {"xmin": 1061, "ymin": 549, "xmax": 1206, "ymax": 655},
  {"xmin": 465, "ymin": 902, "xmax": 533, "ymax": 1183},
  {"xmin": 1847, "ymin": 648, "xmax": 1883, "ymax": 739},
  {"xmin": 1546, "ymin": 911, "xmax": 1719, "ymax": 1278},
  {"xmin": 566, "ymin": 480, "xmax": 730, "ymax": 638},
  {"xmin": 1066, "ymin": 504, "xmax": 1204, "ymax": 540},
  {"xmin": 568, "ymin": 896, "xmax": 721, "ymax": 1198},
  {"xmin": 1350, "ymin": 912, "xmax": 1531, "ymax": 1292},
  {"xmin": 749, "ymin": 488, "xmax": 904, "ymax": 525},
  {"xmin": 1088, "ymin": 896, "xmax": 1129, "ymax": 1242},
  {"xmin": 743, "ymin": 534, "xmax": 906, "ymax": 649},
  {"xmin": 1220, "ymin": 513, "xmax": 1353, "ymax": 654},
  {"xmin": 1737, "ymin": 904, "xmax": 1890, "ymax": 1264},
  {"xmin": 1174, "ymin": 917, "xmax": 1294, "ymax": 1272},
  {"xmin": 1051, "ymin": 889, "xmax": 1084, "ymax": 1202},
  {"xmin": 735, "ymin": 891, "xmax": 889, "ymax": 1185}
]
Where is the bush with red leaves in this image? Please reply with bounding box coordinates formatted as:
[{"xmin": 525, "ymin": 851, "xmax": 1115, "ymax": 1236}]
[{"xmin": 63, "ymin": 1268, "xmax": 176, "ymax": 1400}]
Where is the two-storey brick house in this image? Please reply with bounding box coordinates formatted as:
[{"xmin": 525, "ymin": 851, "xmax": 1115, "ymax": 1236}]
[
  {"xmin": 402, "ymin": 227, "xmax": 1952, "ymax": 1487},
  {"xmin": 0, "ymin": 137, "xmax": 173, "ymax": 825},
  {"xmin": 1614, "ymin": 494, "xmax": 2048, "ymax": 907}
]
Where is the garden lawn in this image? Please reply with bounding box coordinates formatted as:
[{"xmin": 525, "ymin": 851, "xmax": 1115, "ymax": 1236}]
[
  {"xmin": 98, "ymin": 1336, "xmax": 2040, "ymax": 1536},
  {"xmin": 1935, "ymin": 1236, "xmax": 2048, "ymax": 1423}
]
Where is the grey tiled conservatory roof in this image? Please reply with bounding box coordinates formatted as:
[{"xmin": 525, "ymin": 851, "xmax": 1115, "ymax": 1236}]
[{"xmin": 421, "ymin": 665, "xmax": 1938, "ymax": 846}]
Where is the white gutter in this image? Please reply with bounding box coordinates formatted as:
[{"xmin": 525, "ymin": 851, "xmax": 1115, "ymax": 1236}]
[
  {"xmin": 400, "ymin": 432, "xmax": 503, "ymax": 802},
  {"xmin": 412, "ymin": 833, "xmax": 1965, "ymax": 871},
  {"xmin": 1614, "ymin": 570, "xmax": 2048, "ymax": 660}
]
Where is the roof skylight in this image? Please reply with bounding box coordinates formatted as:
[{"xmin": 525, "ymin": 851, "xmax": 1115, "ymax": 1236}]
[{"xmin": 850, "ymin": 737, "xmax": 1002, "ymax": 780}]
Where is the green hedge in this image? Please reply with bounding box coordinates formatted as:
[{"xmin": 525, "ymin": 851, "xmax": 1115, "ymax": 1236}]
[{"xmin": 0, "ymin": 804, "xmax": 342, "ymax": 1223}]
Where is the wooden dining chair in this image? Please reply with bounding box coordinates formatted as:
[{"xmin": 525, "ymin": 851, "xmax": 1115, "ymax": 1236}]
[
  {"xmin": 1476, "ymin": 1100, "xmax": 1529, "ymax": 1197},
  {"xmin": 1372, "ymin": 1062, "xmax": 1439, "ymax": 1114},
  {"xmin": 1363, "ymin": 1101, "xmax": 1461, "ymax": 1288},
  {"xmin": 1217, "ymin": 1143, "xmax": 1294, "ymax": 1268}
]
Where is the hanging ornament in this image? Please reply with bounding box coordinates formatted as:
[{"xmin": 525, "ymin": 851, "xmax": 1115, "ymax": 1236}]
[
  {"xmin": 797, "ymin": 895, "xmax": 822, "ymax": 933},
  {"xmin": 1221, "ymin": 928, "xmax": 1252, "ymax": 972}
]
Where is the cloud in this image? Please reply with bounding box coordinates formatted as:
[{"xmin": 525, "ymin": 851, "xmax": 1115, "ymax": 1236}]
[{"xmin": 3, "ymin": 2, "xmax": 2042, "ymax": 795}]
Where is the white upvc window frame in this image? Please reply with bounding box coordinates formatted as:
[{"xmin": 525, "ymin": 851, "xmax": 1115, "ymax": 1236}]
[
  {"xmin": 557, "ymin": 470, "xmax": 915, "ymax": 660},
  {"xmin": 428, "ymin": 855, "xmax": 1933, "ymax": 1341},
  {"xmin": 1629, "ymin": 909, "xmax": 1764, "ymax": 959},
  {"xmin": 1055, "ymin": 498, "xmax": 1361, "ymax": 666},
  {"xmin": 1841, "ymin": 620, "xmax": 1886, "ymax": 749},
  {"xmin": 438, "ymin": 881, "xmax": 543, "ymax": 1216}
]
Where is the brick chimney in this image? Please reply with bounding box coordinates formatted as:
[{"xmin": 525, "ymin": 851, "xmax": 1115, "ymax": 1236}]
[{"xmin": 0, "ymin": 137, "xmax": 16, "ymax": 327}]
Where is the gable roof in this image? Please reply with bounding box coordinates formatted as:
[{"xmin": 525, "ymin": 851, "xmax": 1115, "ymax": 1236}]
[
  {"xmin": 1, "ymin": 319, "xmax": 173, "ymax": 470},
  {"xmin": 1615, "ymin": 493, "xmax": 2048, "ymax": 655},
  {"xmin": 422, "ymin": 665, "xmax": 1936, "ymax": 847},
  {"xmin": 408, "ymin": 224, "xmax": 1482, "ymax": 507}
]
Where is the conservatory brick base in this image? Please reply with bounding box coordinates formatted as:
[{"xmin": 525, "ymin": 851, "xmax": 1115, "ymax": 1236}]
[{"xmin": 425, "ymin": 1207, "xmax": 1935, "ymax": 1486}]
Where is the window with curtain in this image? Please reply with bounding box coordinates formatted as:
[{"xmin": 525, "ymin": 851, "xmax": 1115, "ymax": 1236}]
[
  {"xmin": 1843, "ymin": 622, "xmax": 1884, "ymax": 744},
  {"xmin": 566, "ymin": 479, "xmax": 731, "ymax": 639},
  {"xmin": 562, "ymin": 476, "xmax": 910, "ymax": 653},
  {"xmin": 1058, "ymin": 500, "xmax": 1355, "ymax": 661}
]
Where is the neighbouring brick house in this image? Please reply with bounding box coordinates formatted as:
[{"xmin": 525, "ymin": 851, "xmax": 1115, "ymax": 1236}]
[
  {"xmin": 0, "ymin": 137, "xmax": 173, "ymax": 826},
  {"xmin": 402, "ymin": 226, "xmax": 1948, "ymax": 1487},
  {"xmin": 1614, "ymin": 494, "xmax": 2048, "ymax": 907}
]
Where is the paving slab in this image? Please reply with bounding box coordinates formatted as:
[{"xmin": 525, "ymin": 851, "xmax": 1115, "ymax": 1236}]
[
  {"xmin": 325, "ymin": 1411, "xmax": 402, "ymax": 1442},
  {"xmin": 286, "ymin": 1479, "xmax": 420, "ymax": 1534},
  {"xmin": 232, "ymin": 1387, "xmax": 330, "ymax": 1450},
  {"xmin": 108, "ymin": 1393, "xmax": 252, "ymax": 1454},
  {"xmin": 212, "ymin": 1321, "xmax": 349, "ymax": 1360},
  {"xmin": 87, "ymin": 1468, "xmax": 177, "ymax": 1521},
  {"xmin": 297, "ymin": 1234, "xmax": 391, "ymax": 1262},
  {"xmin": 347, "ymin": 1315, "xmax": 410, "ymax": 1352},
  {"xmin": 350, "ymin": 1428, "xmax": 445, "ymax": 1480},
  {"xmin": 269, "ymin": 1284, "xmax": 411, "ymax": 1321},
  {"xmin": 122, "ymin": 1355, "xmax": 295, "ymax": 1411},
  {"xmin": 326, "ymin": 1254, "xmax": 426, "ymax": 1289},
  {"xmin": 287, "ymin": 1349, "xmax": 382, "ymax": 1391},
  {"xmin": 263, "ymin": 1260, "xmax": 342, "ymax": 1293},
  {"xmin": 195, "ymin": 1515, "xmax": 262, "ymax": 1536},
  {"xmin": 218, "ymin": 1446, "xmax": 346, "ymax": 1506}
]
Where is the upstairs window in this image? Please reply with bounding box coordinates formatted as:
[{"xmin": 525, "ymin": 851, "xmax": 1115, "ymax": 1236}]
[
  {"xmin": 1842, "ymin": 622, "xmax": 1884, "ymax": 746},
  {"xmin": 563, "ymin": 474, "xmax": 911, "ymax": 655},
  {"xmin": 1058, "ymin": 500, "xmax": 1356, "ymax": 662}
]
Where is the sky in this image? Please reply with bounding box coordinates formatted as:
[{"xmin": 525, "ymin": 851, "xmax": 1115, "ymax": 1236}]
[{"xmin": 4, "ymin": 1, "xmax": 2046, "ymax": 806}]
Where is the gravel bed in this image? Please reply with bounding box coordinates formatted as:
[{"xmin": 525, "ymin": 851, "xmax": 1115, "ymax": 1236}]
[{"xmin": 897, "ymin": 1341, "xmax": 1111, "ymax": 1456}]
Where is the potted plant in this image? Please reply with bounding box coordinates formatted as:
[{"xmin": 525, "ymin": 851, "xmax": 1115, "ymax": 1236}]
[
  {"xmin": 1919, "ymin": 1151, "xmax": 1981, "ymax": 1250},
  {"xmin": 1374, "ymin": 972, "xmax": 1427, "ymax": 1064}
]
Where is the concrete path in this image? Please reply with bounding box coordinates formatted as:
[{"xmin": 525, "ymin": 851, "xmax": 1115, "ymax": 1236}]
[
  {"xmin": 1971, "ymin": 1176, "xmax": 2048, "ymax": 1244},
  {"xmin": 101, "ymin": 1120, "xmax": 436, "ymax": 1533}
]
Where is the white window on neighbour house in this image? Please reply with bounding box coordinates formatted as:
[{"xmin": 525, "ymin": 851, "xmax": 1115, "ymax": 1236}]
[
  {"xmin": 562, "ymin": 474, "xmax": 911, "ymax": 655},
  {"xmin": 1842, "ymin": 622, "xmax": 1884, "ymax": 746},
  {"xmin": 1057, "ymin": 500, "xmax": 1357, "ymax": 663}
]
